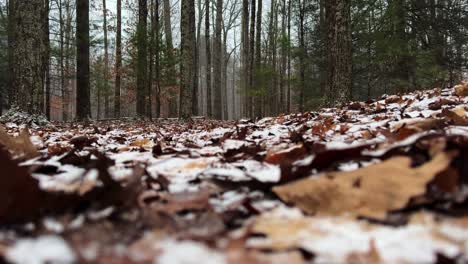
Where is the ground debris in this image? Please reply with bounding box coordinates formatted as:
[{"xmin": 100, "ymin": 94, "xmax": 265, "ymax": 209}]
[{"xmin": 0, "ymin": 84, "xmax": 468, "ymax": 263}]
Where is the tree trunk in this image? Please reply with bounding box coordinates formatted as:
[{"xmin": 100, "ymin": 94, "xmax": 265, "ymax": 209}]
[
  {"xmin": 212, "ymin": 0, "xmax": 223, "ymax": 120},
  {"xmin": 149, "ymin": 0, "xmax": 155, "ymax": 120},
  {"xmin": 59, "ymin": 0, "xmax": 67, "ymax": 120},
  {"xmin": 7, "ymin": 0, "xmax": 15, "ymax": 109},
  {"xmin": 43, "ymin": 0, "xmax": 50, "ymax": 118},
  {"xmin": 298, "ymin": 0, "xmax": 305, "ymax": 112},
  {"xmin": 205, "ymin": 0, "xmax": 212, "ymax": 118},
  {"xmin": 254, "ymin": 0, "xmax": 262, "ymax": 118},
  {"xmin": 324, "ymin": 0, "xmax": 352, "ymax": 106},
  {"xmin": 102, "ymin": 0, "xmax": 110, "ymax": 118},
  {"xmin": 179, "ymin": 0, "xmax": 196, "ymax": 118},
  {"xmin": 155, "ymin": 0, "xmax": 161, "ymax": 118},
  {"xmin": 137, "ymin": 0, "xmax": 148, "ymax": 117},
  {"xmin": 241, "ymin": 0, "xmax": 249, "ymax": 118},
  {"xmin": 163, "ymin": 0, "xmax": 177, "ymax": 117},
  {"xmin": 248, "ymin": 0, "xmax": 256, "ymax": 118},
  {"xmin": 76, "ymin": 0, "xmax": 91, "ymax": 120},
  {"xmin": 114, "ymin": 0, "xmax": 122, "ymax": 118},
  {"xmin": 193, "ymin": 0, "xmax": 202, "ymax": 116},
  {"xmin": 287, "ymin": 0, "xmax": 291, "ymax": 113},
  {"xmin": 12, "ymin": 0, "xmax": 45, "ymax": 113},
  {"xmin": 279, "ymin": 0, "xmax": 287, "ymax": 113}
]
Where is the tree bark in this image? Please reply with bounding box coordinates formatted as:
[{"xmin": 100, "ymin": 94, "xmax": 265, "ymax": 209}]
[
  {"xmin": 179, "ymin": 0, "xmax": 196, "ymax": 118},
  {"xmin": 298, "ymin": 0, "xmax": 305, "ymax": 112},
  {"xmin": 137, "ymin": 0, "xmax": 148, "ymax": 117},
  {"xmin": 154, "ymin": 0, "xmax": 161, "ymax": 118},
  {"xmin": 254, "ymin": 0, "xmax": 262, "ymax": 117},
  {"xmin": 241, "ymin": 0, "xmax": 249, "ymax": 118},
  {"xmin": 43, "ymin": 0, "xmax": 50, "ymax": 118},
  {"xmin": 76, "ymin": 0, "xmax": 91, "ymax": 120},
  {"xmin": 324, "ymin": 0, "xmax": 352, "ymax": 107},
  {"xmin": 12, "ymin": 0, "xmax": 45, "ymax": 114},
  {"xmin": 102, "ymin": 0, "xmax": 110, "ymax": 118},
  {"xmin": 163, "ymin": 0, "xmax": 177, "ymax": 117},
  {"xmin": 248, "ymin": 0, "xmax": 256, "ymax": 118},
  {"xmin": 286, "ymin": 0, "xmax": 291, "ymax": 113},
  {"xmin": 7, "ymin": 0, "xmax": 15, "ymax": 108},
  {"xmin": 205, "ymin": 0, "xmax": 212, "ymax": 118},
  {"xmin": 212, "ymin": 0, "xmax": 223, "ymax": 120},
  {"xmin": 114, "ymin": 0, "xmax": 122, "ymax": 118}
]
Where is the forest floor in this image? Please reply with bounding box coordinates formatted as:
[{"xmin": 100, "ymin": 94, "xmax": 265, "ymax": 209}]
[{"xmin": 0, "ymin": 83, "xmax": 468, "ymax": 264}]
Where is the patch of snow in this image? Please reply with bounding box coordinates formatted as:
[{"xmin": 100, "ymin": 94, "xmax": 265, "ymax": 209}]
[
  {"xmin": 155, "ymin": 239, "xmax": 226, "ymax": 264},
  {"xmin": 6, "ymin": 235, "xmax": 76, "ymax": 264}
]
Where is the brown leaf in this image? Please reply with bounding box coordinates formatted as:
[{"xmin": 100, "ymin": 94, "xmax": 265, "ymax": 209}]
[
  {"xmin": 273, "ymin": 151, "xmax": 457, "ymax": 219},
  {"xmin": 0, "ymin": 144, "xmax": 46, "ymax": 224},
  {"xmin": 0, "ymin": 126, "xmax": 39, "ymax": 158},
  {"xmin": 442, "ymin": 106, "xmax": 468, "ymax": 126},
  {"xmin": 454, "ymin": 82, "xmax": 468, "ymax": 97}
]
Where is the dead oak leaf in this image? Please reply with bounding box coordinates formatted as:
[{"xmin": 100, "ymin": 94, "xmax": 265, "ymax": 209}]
[
  {"xmin": 454, "ymin": 82, "xmax": 468, "ymax": 97},
  {"xmin": 273, "ymin": 151, "xmax": 457, "ymax": 220},
  {"xmin": 0, "ymin": 127, "xmax": 39, "ymax": 158}
]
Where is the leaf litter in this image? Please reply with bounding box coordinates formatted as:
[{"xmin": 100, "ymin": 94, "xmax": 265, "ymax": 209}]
[{"xmin": 0, "ymin": 84, "xmax": 468, "ymax": 263}]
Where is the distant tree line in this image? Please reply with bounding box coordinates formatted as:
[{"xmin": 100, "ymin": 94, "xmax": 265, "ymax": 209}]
[{"xmin": 0, "ymin": 0, "xmax": 466, "ymax": 120}]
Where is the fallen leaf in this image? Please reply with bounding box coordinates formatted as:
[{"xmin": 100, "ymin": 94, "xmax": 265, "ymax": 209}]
[
  {"xmin": 0, "ymin": 127, "xmax": 39, "ymax": 158},
  {"xmin": 454, "ymin": 82, "xmax": 468, "ymax": 96},
  {"xmin": 273, "ymin": 151, "xmax": 457, "ymax": 219}
]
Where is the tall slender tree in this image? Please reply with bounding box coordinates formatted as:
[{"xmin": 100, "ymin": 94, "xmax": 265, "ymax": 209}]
[
  {"xmin": 114, "ymin": 0, "xmax": 122, "ymax": 118},
  {"xmin": 240, "ymin": 0, "xmax": 249, "ymax": 117},
  {"xmin": 43, "ymin": 0, "xmax": 51, "ymax": 118},
  {"xmin": 254, "ymin": 0, "xmax": 262, "ymax": 117},
  {"xmin": 213, "ymin": 0, "xmax": 223, "ymax": 120},
  {"xmin": 12, "ymin": 0, "xmax": 45, "ymax": 113},
  {"xmin": 154, "ymin": 0, "xmax": 161, "ymax": 118},
  {"xmin": 163, "ymin": 0, "xmax": 177, "ymax": 116},
  {"xmin": 248, "ymin": 0, "xmax": 256, "ymax": 118},
  {"xmin": 76, "ymin": 0, "xmax": 91, "ymax": 120},
  {"xmin": 179, "ymin": 0, "xmax": 196, "ymax": 118},
  {"xmin": 137, "ymin": 0, "xmax": 148, "ymax": 117},
  {"xmin": 324, "ymin": 0, "xmax": 352, "ymax": 106},
  {"xmin": 205, "ymin": 0, "xmax": 212, "ymax": 118},
  {"xmin": 7, "ymin": 0, "xmax": 15, "ymax": 108},
  {"xmin": 102, "ymin": 0, "xmax": 110, "ymax": 118}
]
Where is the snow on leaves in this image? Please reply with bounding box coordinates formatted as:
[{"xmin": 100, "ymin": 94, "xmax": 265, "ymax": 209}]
[{"xmin": 0, "ymin": 84, "xmax": 467, "ymax": 263}]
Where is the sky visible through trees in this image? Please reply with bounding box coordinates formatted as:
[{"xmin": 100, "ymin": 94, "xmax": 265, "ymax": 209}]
[{"xmin": 0, "ymin": 0, "xmax": 466, "ymax": 120}]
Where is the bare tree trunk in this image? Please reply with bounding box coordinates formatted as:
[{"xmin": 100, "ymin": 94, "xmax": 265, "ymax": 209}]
[
  {"xmin": 213, "ymin": 0, "xmax": 223, "ymax": 120},
  {"xmin": 12, "ymin": 0, "xmax": 45, "ymax": 113},
  {"xmin": 137, "ymin": 0, "xmax": 148, "ymax": 117},
  {"xmin": 43, "ymin": 0, "xmax": 50, "ymax": 118},
  {"xmin": 64, "ymin": 0, "xmax": 73, "ymax": 120},
  {"xmin": 102, "ymin": 0, "xmax": 110, "ymax": 118},
  {"xmin": 193, "ymin": 0, "xmax": 203, "ymax": 116},
  {"xmin": 180, "ymin": 0, "xmax": 196, "ymax": 118},
  {"xmin": 279, "ymin": 0, "xmax": 286, "ymax": 113},
  {"xmin": 115, "ymin": 0, "xmax": 122, "ymax": 118},
  {"xmin": 58, "ymin": 0, "xmax": 67, "ymax": 120},
  {"xmin": 7, "ymin": 0, "xmax": 15, "ymax": 109},
  {"xmin": 155, "ymin": 0, "xmax": 161, "ymax": 118},
  {"xmin": 247, "ymin": 0, "xmax": 256, "ymax": 118},
  {"xmin": 298, "ymin": 0, "xmax": 305, "ymax": 112},
  {"xmin": 149, "ymin": 0, "xmax": 155, "ymax": 120},
  {"xmin": 287, "ymin": 0, "xmax": 291, "ymax": 113},
  {"xmin": 163, "ymin": 0, "xmax": 177, "ymax": 117},
  {"xmin": 324, "ymin": 0, "xmax": 352, "ymax": 106},
  {"xmin": 241, "ymin": 0, "xmax": 249, "ymax": 118},
  {"xmin": 205, "ymin": 0, "xmax": 212, "ymax": 118},
  {"xmin": 76, "ymin": 0, "xmax": 91, "ymax": 120},
  {"xmin": 253, "ymin": 0, "xmax": 262, "ymax": 118}
]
